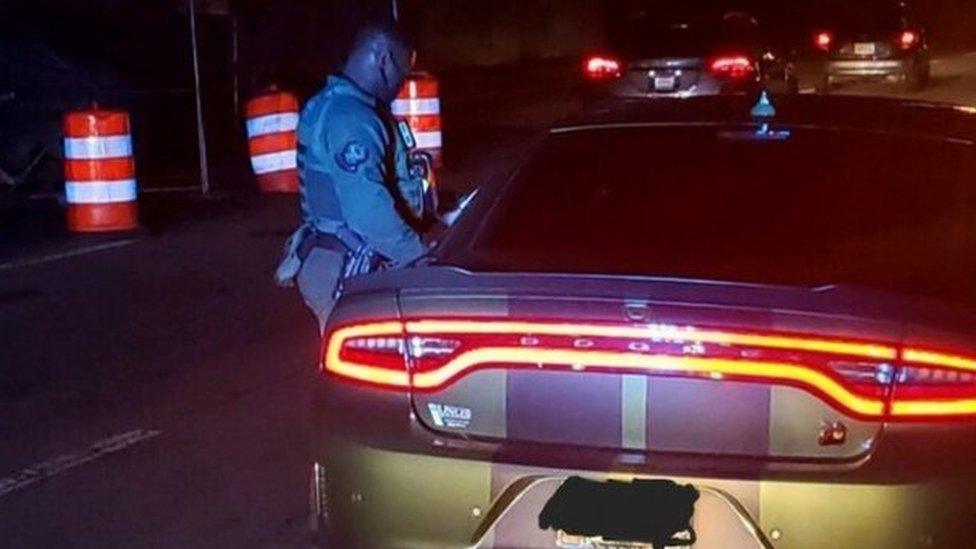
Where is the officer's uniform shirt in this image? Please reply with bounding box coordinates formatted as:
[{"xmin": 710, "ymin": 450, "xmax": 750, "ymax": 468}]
[{"xmin": 297, "ymin": 74, "xmax": 426, "ymax": 265}]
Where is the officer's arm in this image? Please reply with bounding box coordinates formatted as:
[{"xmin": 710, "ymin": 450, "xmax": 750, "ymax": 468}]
[{"xmin": 326, "ymin": 112, "xmax": 426, "ymax": 265}]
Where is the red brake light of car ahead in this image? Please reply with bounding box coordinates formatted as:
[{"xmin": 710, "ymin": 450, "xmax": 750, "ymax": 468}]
[
  {"xmin": 814, "ymin": 31, "xmax": 833, "ymax": 51},
  {"xmin": 583, "ymin": 54, "xmax": 622, "ymax": 81},
  {"xmin": 322, "ymin": 319, "xmax": 976, "ymax": 422},
  {"xmin": 898, "ymin": 30, "xmax": 920, "ymax": 50},
  {"xmin": 708, "ymin": 55, "xmax": 755, "ymax": 80}
]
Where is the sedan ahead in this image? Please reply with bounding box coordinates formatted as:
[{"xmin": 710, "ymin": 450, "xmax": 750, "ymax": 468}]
[{"xmin": 583, "ymin": 11, "xmax": 797, "ymax": 99}]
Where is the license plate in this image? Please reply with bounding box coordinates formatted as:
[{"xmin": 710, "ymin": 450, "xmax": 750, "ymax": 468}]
[
  {"xmin": 854, "ymin": 42, "xmax": 876, "ymax": 55},
  {"xmin": 653, "ymin": 76, "xmax": 677, "ymax": 91},
  {"xmin": 540, "ymin": 477, "xmax": 698, "ymax": 546}
]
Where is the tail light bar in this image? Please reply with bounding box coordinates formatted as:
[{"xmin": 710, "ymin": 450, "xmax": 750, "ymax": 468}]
[
  {"xmin": 708, "ymin": 55, "xmax": 755, "ymax": 80},
  {"xmin": 323, "ymin": 322, "xmax": 408, "ymax": 388},
  {"xmin": 322, "ymin": 319, "xmax": 976, "ymax": 422},
  {"xmin": 583, "ymin": 54, "xmax": 622, "ymax": 81},
  {"xmin": 892, "ymin": 348, "xmax": 976, "ymax": 418}
]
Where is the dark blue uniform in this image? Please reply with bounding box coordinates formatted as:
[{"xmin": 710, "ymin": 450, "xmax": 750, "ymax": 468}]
[{"xmin": 276, "ymin": 75, "xmax": 427, "ymax": 330}]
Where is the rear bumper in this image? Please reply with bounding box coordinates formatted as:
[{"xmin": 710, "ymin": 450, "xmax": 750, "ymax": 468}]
[
  {"xmin": 826, "ymin": 59, "xmax": 908, "ymax": 79},
  {"xmin": 313, "ymin": 440, "xmax": 971, "ymax": 548},
  {"xmin": 310, "ymin": 371, "xmax": 976, "ymax": 547}
]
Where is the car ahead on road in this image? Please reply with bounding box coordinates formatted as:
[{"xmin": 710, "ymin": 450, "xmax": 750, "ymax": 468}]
[
  {"xmin": 310, "ymin": 95, "xmax": 976, "ymax": 547},
  {"xmin": 583, "ymin": 10, "xmax": 797, "ymax": 100},
  {"xmin": 813, "ymin": 0, "xmax": 930, "ymax": 92}
]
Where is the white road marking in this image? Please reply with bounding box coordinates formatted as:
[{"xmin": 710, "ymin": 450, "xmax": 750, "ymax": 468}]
[
  {"xmin": 0, "ymin": 429, "xmax": 161, "ymax": 499},
  {"xmin": 799, "ymin": 87, "xmax": 817, "ymax": 94},
  {"xmin": 0, "ymin": 239, "xmax": 136, "ymax": 273}
]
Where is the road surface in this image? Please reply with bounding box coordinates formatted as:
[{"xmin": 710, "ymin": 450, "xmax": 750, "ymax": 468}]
[{"xmin": 2, "ymin": 52, "xmax": 976, "ymax": 548}]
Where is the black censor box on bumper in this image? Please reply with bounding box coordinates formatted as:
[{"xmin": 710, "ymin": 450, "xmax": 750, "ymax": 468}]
[{"xmin": 539, "ymin": 476, "xmax": 700, "ymax": 547}]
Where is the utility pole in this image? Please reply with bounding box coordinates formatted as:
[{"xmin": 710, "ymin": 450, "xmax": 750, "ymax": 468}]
[
  {"xmin": 392, "ymin": 0, "xmax": 399, "ymax": 21},
  {"xmin": 188, "ymin": 0, "xmax": 211, "ymax": 194},
  {"xmin": 231, "ymin": 11, "xmax": 240, "ymax": 116}
]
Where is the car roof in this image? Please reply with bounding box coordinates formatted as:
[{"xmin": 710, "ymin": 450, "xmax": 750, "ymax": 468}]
[{"xmin": 553, "ymin": 95, "xmax": 976, "ymax": 145}]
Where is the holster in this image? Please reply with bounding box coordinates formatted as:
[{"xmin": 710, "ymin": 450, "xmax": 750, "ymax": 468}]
[{"xmin": 275, "ymin": 223, "xmax": 385, "ymax": 295}]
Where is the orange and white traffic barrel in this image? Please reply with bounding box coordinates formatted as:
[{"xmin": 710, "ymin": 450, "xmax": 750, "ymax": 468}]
[
  {"xmin": 393, "ymin": 72, "xmax": 443, "ymax": 168},
  {"xmin": 62, "ymin": 109, "xmax": 138, "ymax": 232},
  {"xmin": 245, "ymin": 90, "xmax": 299, "ymax": 193}
]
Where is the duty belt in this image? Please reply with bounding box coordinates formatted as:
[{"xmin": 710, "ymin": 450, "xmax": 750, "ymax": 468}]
[
  {"xmin": 298, "ymin": 228, "xmax": 384, "ymax": 298},
  {"xmin": 296, "ymin": 231, "xmax": 347, "ymax": 261}
]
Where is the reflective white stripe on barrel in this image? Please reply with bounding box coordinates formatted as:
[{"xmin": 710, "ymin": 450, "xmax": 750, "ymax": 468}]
[
  {"xmin": 391, "ymin": 98, "xmax": 441, "ymax": 117},
  {"xmin": 246, "ymin": 112, "xmax": 300, "ymax": 138},
  {"xmin": 250, "ymin": 150, "xmax": 297, "ymax": 175},
  {"xmin": 65, "ymin": 180, "xmax": 138, "ymax": 204},
  {"xmin": 413, "ymin": 131, "xmax": 443, "ymax": 149},
  {"xmin": 64, "ymin": 136, "xmax": 133, "ymax": 160}
]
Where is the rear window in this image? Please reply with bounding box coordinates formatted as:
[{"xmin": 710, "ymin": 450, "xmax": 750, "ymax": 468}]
[
  {"xmin": 611, "ymin": 15, "xmax": 759, "ymax": 59},
  {"xmin": 823, "ymin": 0, "xmax": 909, "ymax": 32},
  {"xmin": 446, "ymin": 126, "xmax": 976, "ymax": 305}
]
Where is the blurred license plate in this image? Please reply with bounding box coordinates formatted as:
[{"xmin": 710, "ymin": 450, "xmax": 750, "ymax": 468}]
[
  {"xmin": 854, "ymin": 43, "xmax": 876, "ymax": 55},
  {"xmin": 653, "ymin": 76, "xmax": 676, "ymax": 91},
  {"xmin": 541, "ymin": 477, "xmax": 698, "ymax": 547}
]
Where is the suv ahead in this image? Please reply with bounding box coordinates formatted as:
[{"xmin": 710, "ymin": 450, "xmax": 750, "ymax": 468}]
[
  {"xmin": 583, "ymin": 9, "xmax": 797, "ymax": 99},
  {"xmin": 814, "ymin": 0, "xmax": 930, "ymax": 92}
]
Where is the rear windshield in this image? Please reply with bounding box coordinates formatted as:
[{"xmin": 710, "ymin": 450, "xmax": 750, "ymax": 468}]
[
  {"xmin": 446, "ymin": 126, "xmax": 976, "ymax": 306},
  {"xmin": 611, "ymin": 16, "xmax": 758, "ymax": 58},
  {"xmin": 822, "ymin": 0, "xmax": 908, "ymax": 32}
]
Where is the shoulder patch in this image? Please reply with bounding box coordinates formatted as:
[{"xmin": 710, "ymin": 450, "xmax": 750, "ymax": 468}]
[{"xmin": 335, "ymin": 141, "xmax": 368, "ymax": 173}]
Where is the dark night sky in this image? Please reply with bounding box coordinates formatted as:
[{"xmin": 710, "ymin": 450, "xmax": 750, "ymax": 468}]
[{"xmin": 4, "ymin": 0, "xmax": 975, "ymax": 92}]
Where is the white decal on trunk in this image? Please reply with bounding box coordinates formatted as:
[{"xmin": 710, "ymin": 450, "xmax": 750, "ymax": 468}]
[{"xmin": 427, "ymin": 403, "xmax": 473, "ymax": 429}]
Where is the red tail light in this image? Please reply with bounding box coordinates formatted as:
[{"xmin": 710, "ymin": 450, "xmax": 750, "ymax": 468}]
[
  {"xmin": 814, "ymin": 31, "xmax": 834, "ymax": 51},
  {"xmin": 708, "ymin": 55, "xmax": 755, "ymax": 80},
  {"xmin": 892, "ymin": 348, "xmax": 976, "ymax": 419},
  {"xmin": 898, "ymin": 30, "xmax": 920, "ymax": 50},
  {"xmin": 583, "ymin": 54, "xmax": 622, "ymax": 81},
  {"xmin": 323, "ymin": 321, "xmax": 409, "ymax": 389},
  {"xmin": 323, "ymin": 319, "xmax": 976, "ymax": 422}
]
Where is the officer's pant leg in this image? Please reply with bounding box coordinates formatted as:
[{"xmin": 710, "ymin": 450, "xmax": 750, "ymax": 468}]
[{"xmin": 296, "ymin": 248, "xmax": 345, "ymax": 334}]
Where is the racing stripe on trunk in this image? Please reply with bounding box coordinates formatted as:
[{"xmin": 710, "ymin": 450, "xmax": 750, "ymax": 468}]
[
  {"xmin": 621, "ymin": 374, "xmax": 648, "ymax": 449},
  {"xmin": 647, "ymin": 378, "xmax": 771, "ymax": 456},
  {"xmin": 506, "ymin": 370, "xmax": 622, "ymax": 447}
]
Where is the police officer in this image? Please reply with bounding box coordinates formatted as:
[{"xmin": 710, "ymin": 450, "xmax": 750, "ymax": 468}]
[{"xmin": 276, "ymin": 23, "xmax": 429, "ymax": 332}]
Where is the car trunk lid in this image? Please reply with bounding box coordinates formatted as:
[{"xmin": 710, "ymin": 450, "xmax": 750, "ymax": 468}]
[{"xmin": 398, "ymin": 272, "xmax": 904, "ymax": 461}]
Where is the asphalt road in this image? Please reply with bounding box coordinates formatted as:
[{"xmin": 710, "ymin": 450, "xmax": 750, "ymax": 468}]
[{"xmin": 3, "ymin": 52, "xmax": 976, "ymax": 548}]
